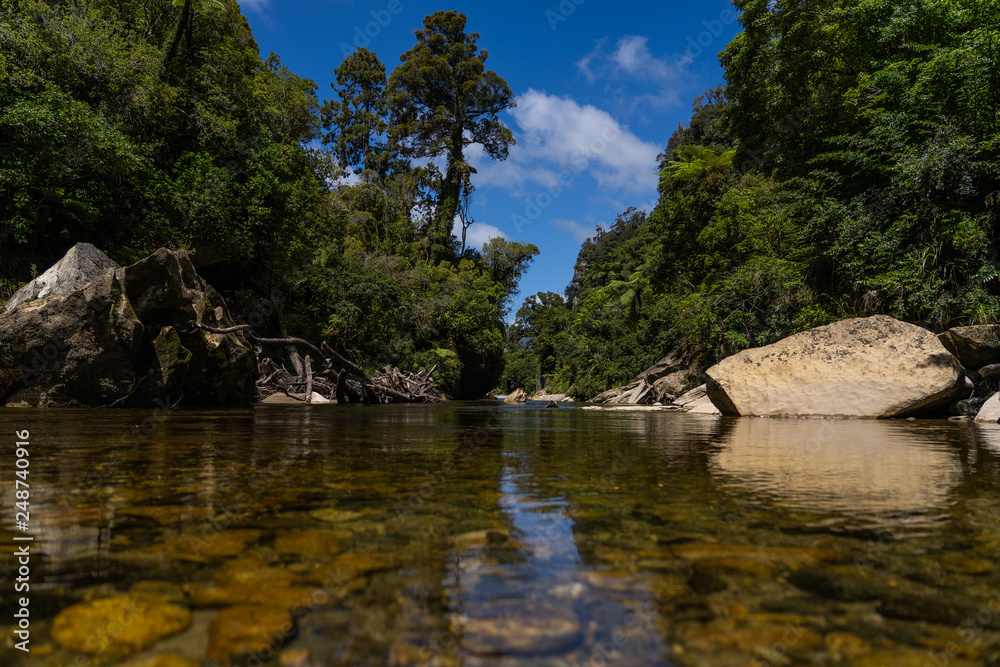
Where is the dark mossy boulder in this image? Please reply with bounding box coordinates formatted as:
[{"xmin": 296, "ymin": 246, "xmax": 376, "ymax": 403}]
[
  {"xmin": 938, "ymin": 324, "xmax": 1000, "ymax": 370},
  {"xmin": 0, "ymin": 247, "xmax": 256, "ymax": 407}
]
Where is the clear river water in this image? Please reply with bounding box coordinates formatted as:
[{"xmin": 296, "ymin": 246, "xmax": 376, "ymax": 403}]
[{"xmin": 1, "ymin": 403, "xmax": 999, "ymax": 666}]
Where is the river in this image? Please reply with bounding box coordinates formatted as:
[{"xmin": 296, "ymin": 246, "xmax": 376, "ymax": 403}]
[{"xmin": 1, "ymin": 403, "xmax": 999, "ymax": 666}]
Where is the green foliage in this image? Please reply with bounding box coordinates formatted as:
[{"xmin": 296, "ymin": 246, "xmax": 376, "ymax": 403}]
[
  {"xmin": 387, "ymin": 10, "xmax": 515, "ymax": 258},
  {"xmin": 0, "ymin": 1, "xmax": 533, "ymax": 398},
  {"xmin": 322, "ymin": 47, "xmax": 393, "ymax": 177}
]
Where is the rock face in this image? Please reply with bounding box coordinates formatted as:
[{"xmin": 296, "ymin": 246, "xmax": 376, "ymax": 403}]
[
  {"xmin": 4, "ymin": 242, "xmax": 120, "ymax": 311},
  {"xmin": 590, "ymin": 350, "xmax": 690, "ymax": 404},
  {"xmin": 503, "ymin": 388, "xmax": 527, "ymax": 403},
  {"xmin": 0, "ymin": 247, "xmax": 257, "ymax": 407},
  {"xmin": 939, "ymin": 324, "xmax": 1000, "ymax": 369},
  {"xmin": 705, "ymin": 315, "xmax": 967, "ymax": 418},
  {"xmin": 590, "ymin": 379, "xmax": 656, "ymax": 405}
]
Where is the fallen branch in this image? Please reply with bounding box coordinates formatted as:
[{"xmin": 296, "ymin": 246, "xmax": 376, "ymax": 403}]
[{"xmin": 220, "ymin": 323, "xmax": 447, "ymax": 405}]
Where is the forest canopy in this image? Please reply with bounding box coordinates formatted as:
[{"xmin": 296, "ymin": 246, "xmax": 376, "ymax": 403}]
[{"xmin": 3, "ymin": 0, "xmax": 997, "ymax": 401}]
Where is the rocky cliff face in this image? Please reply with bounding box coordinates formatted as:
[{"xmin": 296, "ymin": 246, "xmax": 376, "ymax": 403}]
[{"xmin": 0, "ymin": 246, "xmax": 257, "ymax": 407}]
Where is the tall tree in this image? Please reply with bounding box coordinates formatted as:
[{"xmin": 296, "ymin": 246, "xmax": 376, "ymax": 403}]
[
  {"xmin": 164, "ymin": 0, "xmax": 224, "ymax": 70},
  {"xmin": 387, "ymin": 10, "xmax": 515, "ymax": 260},
  {"xmin": 322, "ymin": 47, "xmax": 392, "ymax": 178}
]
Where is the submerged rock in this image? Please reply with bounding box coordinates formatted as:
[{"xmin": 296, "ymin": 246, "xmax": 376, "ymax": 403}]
[
  {"xmin": 274, "ymin": 529, "xmax": 346, "ymax": 558},
  {"xmin": 0, "ymin": 247, "xmax": 256, "ymax": 407},
  {"xmin": 116, "ymin": 655, "xmax": 200, "ymax": 667},
  {"xmin": 851, "ymin": 646, "xmax": 980, "ymax": 667},
  {"xmin": 456, "ymin": 601, "xmax": 582, "ymax": 655},
  {"xmin": 207, "ymin": 605, "xmax": 294, "ymax": 664},
  {"xmin": 706, "ymin": 315, "xmax": 967, "ymax": 417},
  {"xmin": 50, "ymin": 595, "xmax": 191, "ymax": 656}
]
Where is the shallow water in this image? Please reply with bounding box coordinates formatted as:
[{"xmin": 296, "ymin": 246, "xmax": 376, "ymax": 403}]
[{"xmin": 1, "ymin": 404, "xmax": 999, "ymax": 666}]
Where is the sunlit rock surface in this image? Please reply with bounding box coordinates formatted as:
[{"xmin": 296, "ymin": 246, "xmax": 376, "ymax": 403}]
[{"xmin": 706, "ymin": 315, "xmax": 966, "ymax": 417}]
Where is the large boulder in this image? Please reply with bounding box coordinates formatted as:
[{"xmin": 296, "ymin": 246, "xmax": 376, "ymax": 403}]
[
  {"xmin": 939, "ymin": 325, "xmax": 1000, "ymax": 370},
  {"xmin": 0, "ymin": 247, "xmax": 257, "ymax": 407},
  {"xmin": 5, "ymin": 242, "xmax": 120, "ymax": 311},
  {"xmin": 705, "ymin": 315, "xmax": 968, "ymax": 418}
]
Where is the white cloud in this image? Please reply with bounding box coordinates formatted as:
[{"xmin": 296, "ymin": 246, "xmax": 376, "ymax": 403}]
[
  {"xmin": 574, "ymin": 35, "xmax": 686, "ymax": 114},
  {"xmin": 451, "ymin": 216, "xmax": 508, "ymax": 249},
  {"xmin": 613, "ymin": 36, "xmax": 676, "ymax": 80},
  {"xmin": 237, "ymin": 0, "xmax": 270, "ymax": 13},
  {"xmin": 578, "ymin": 34, "xmax": 684, "ymax": 83},
  {"xmin": 474, "ymin": 89, "xmax": 659, "ymax": 195},
  {"xmin": 576, "ymin": 37, "xmax": 606, "ymax": 83},
  {"xmin": 551, "ymin": 219, "xmax": 593, "ymax": 243}
]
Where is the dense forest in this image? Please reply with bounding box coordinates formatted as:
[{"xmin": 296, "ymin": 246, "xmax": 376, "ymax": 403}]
[
  {"xmin": 0, "ymin": 0, "xmax": 537, "ymax": 399},
  {"xmin": 3, "ymin": 0, "xmax": 998, "ymax": 401},
  {"xmin": 501, "ymin": 0, "xmax": 1000, "ymax": 398}
]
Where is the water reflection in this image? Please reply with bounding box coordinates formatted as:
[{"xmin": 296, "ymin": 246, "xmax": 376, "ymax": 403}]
[
  {"xmin": 1, "ymin": 406, "xmax": 998, "ymax": 667},
  {"xmin": 711, "ymin": 418, "xmax": 962, "ymax": 524}
]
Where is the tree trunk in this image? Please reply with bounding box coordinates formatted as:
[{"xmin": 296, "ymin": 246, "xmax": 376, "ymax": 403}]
[{"xmin": 164, "ymin": 0, "xmax": 192, "ymax": 69}]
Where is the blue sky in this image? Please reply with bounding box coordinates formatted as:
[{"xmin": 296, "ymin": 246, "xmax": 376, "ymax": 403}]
[{"xmin": 237, "ymin": 0, "xmax": 741, "ymax": 314}]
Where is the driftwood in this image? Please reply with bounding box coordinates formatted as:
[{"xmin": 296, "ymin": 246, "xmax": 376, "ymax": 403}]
[{"xmin": 187, "ymin": 320, "xmax": 447, "ymax": 405}]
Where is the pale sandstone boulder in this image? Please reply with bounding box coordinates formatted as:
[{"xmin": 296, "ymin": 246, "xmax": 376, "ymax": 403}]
[
  {"xmin": 686, "ymin": 394, "xmax": 722, "ymax": 415},
  {"xmin": 975, "ymin": 393, "xmax": 1000, "ymax": 423},
  {"xmin": 705, "ymin": 315, "xmax": 967, "ymax": 418}
]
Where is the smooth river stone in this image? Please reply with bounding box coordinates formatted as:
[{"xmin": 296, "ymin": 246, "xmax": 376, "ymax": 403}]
[
  {"xmin": 851, "ymin": 646, "xmax": 980, "ymax": 667},
  {"xmin": 682, "ymin": 622, "xmax": 822, "ymax": 655},
  {"xmin": 116, "ymin": 654, "xmax": 200, "ymax": 667},
  {"xmin": 51, "ymin": 595, "xmax": 191, "ymax": 656},
  {"xmin": 274, "ymin": 529, "xmax": 348, "ymax": 558},
  {"xmin": 129, "ymin": 580, "xmax": 187, "ymax": 606},
  {"xmin": 185, "ymin": 583, "xmax": 323, "ymax": 611},
  {"xmin": 457, "ymin": 601, "xmax": 582, "ymax": 655},
  {"xmin": 117, "ymin": 505, "xmax": 216, "ymax": 525},
  {"xmin": 309, "ymin": 508, "xmax": 364, "ymax": 523},
  {"xmin": 207, "ymin": 605, "xmax": 293, "ymax": 663},
  {"xmin": 163, "ymin": 529, "xmax": 265, "ymax": 561},
  {"xmin": 213, "ymin": 555, "xmax": 295, "ymax": 587},
  {"xmin": 823, "ymin": 632, "xmax": 871, "ymax": 660},
  {"xmin": 671, "ymin": 542, "xmax": 843, "ymax": 566}
]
